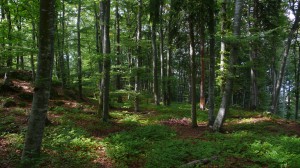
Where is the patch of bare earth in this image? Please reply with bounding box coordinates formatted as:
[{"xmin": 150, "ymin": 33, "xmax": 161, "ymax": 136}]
[{"xmin": 161, "ymin": 118, "xmax": 208, "ymax": 139}]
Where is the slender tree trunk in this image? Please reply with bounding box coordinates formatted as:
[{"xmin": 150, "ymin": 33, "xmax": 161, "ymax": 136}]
[
  {"xmin": 295, "ymin": 43, "xmax": 300, "ymax": 120},
  {"xmin": 77, "ymin": 0, "xmax": 82, "ymax": 100},
  {"xmin": 22, "ymin": 0, "xmax": 55, "ymax": 161},
  {"xmin": 151, "ymin": 21, "xmax": 159, "ymax": 105},
  {"xmin": 199, "ymin": 25, "xmax": 205, "ymax": 110},
  {"xmin": 160, "ymin": 1, "xmax": 167, "ymax": 105},
  {"xmin": 208, "ymin": 0, "xmax": 216, "ymax": 126},
  {"xmin": 102, "ymin": 0, "xmax": 111, "ymax": 122},
  {"xmin": 271, "ymin": 3, "xmax": 300, "ymax": 114},
  {"xmin": 31, "ymin": 22, "xmax": 36, "ymax": 81},
  {"xmin": 5, "ymin": 0, "xmax": 12, "ymax": 68},
  {"xmin": 134, "ymin": 0, "xmax": 142, "ymax": 112},
  {"xmin": 115, "ymin": 0, "xmax": 122, "ymax": 103},
  {"xmin": 213, "ymin": 0, "xmax": 243, "ymax": 131},
  {"xmin": 188, "ymin": 15, "xmax": 197, "ymax": 128},
  {"xmin": 249, "ymin": 0, "xmax": 259, "ymax": 110},
  {"xmin": 60, "ymin": 0, "xmax": 66, "ymax": 88},
  {"xmin": 97, "ymin": 1, "xmax": 104, "ymax": 116},
  {"xmin": 220, "ymin": 0, "xmax": 228, "ymax": 92}
]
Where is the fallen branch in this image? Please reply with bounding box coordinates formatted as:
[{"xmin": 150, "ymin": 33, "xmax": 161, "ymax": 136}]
[{"xmin": 180, "ymin": 156, "xmax": 218, "ymax": 168}]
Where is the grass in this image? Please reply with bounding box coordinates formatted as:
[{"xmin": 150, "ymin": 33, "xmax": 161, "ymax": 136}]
[{"xmin": 1, "ymin": 103, "xmax": 300, "ymax": 167}]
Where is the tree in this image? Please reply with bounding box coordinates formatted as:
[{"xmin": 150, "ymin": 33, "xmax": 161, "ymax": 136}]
[
  {"xmin": 134, "ymin": 0, "xmax": 142, "ymax": 112},
  {"xmin": 22, "ymin": 0, "xmax": 55, "ymax": 161},
  {"xmin": 77, "ymin": 0, "xmax": 83, "ymax": 100},
  {"xmin": 115, "ymin": 0, "xmax": 122, "ymax": 103},
  {"xmin": 213, "ymin": 0, "xmax": 243, "ymax": 131},
  {"xmin": 101, "ymin": 0, "xmax": 111, "ymax": 122},
  {"xmin": 188, "ymin": 13, "xmax": 197, "ymax": 128},
  {"xmin": 271, "ymin": 1, "xmax": 300, "ymax": 114},
  {"xmin": 150, "ymin": 0, "xmax": 160, "ymax": 106},
  {"xmin": 208, "ymin": 0, "xmax": 216, "ymax": 126}
]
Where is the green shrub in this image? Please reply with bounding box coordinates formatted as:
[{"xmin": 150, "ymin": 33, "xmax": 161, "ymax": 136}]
[{"xmin": 103, "ymin": 125, "xmax": 176, "ymax": 167}]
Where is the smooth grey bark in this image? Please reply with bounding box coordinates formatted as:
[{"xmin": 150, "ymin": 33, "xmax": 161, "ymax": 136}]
[
  {"xmin": 220, "ymin": 0, "xmax": 228, "ymax": 83},
  {"xmin": 295, "ymin": 43, "xmax": 300, "ymax": 119},
  {"xmin": 59, "ymin": 0, "xmax": 66, "ymax": 88},
  {"xmin": 151, "ymin": 22, "xmax": 159, "ymax": 105},
  {"xmin": 134, "ymin": 0, "xmax": 142, "ymax": 112},
  {"xmin": 30, "ymin": 22, "xmax": 36, "ymax": 81},
  {"xmin": 22, "ymin": 0, "xmax": 55, "ymax": 161},
  {"xmin": 97, "ymin": 1, "xmax": 104, "ymax": 116},
  {"xmin": 249, "ymin": 0, "xmax": 259, "ymax": 110},
  {"xmin": 213, "ymin": 0, "xmax": 243, "ymax": 131},
  {"xmin": 115, "ymin": 0, "xmax": 122, "ymax": 103},
  {"xmin": 208, "ymin": 0, "xmax": 216, "ymax": 126},
  {"xmin": 102, "ymin": 0, "xmax": 111, "ymax": 122},
  {"xmin": 271, "ymin": 2, "xmax": 300, "ymax": 114},
  {"xmin": 5, "ymin": 0, "xmax": 12, "ymax": 67},
  {"xmin": 199, "ymin": 25, "xmax": 205, "ymax": 110},
  {"xmin": 188, "ymin": 15, "xmax": 197, "ymax": 128},
  {"xmin": 159, "ymin": 1, "xmax": 167, "ymax": 106},
  {"xmin": 77, "ymin": 0, "xmax": 82, "ymax": 100}
]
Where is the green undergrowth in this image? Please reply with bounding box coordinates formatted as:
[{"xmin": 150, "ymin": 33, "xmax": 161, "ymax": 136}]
[{"xmin": 1, "ymin": 103, "xmax": 300, "ymax": 167}]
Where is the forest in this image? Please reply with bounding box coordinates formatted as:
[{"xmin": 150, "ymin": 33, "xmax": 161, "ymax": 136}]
[{"xmin": 1, "ymin": 0, "xmax": 300, "ymax": 167}]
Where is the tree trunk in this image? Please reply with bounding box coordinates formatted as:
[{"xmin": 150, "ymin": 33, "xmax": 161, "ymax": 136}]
[
  {"xmin": 77, "ymin": 0, "xmax": 82, "ymax": 100},
  {"xmin": 96, "ymin": 1, "xmax": 104, "ymax": 117},
  {"xmin": 30, "ymin": 22, "xmax": 36, "ymax": 81},
  {"xmin": 249, "ymin": 0, "xmax": 259, "ymax": 110},
  {"xmin": 199, "ymin": 25, "xmax": 205, "ymax": 110},
  {"xmin": 219, "ymin": 0, "xmax": 228, "ymax": 92},
  {"xmin": 102, "ymin": 0, "xmax": 111, "ymax": 122},
  {"xmin": 5, "ymin": 0, "xmax": 12, "ymax": 68},
  {"xmin": 295, "ymin": 43, "xmax": 300, "ymax": 120},
  {"xmin": 115, "ymin": 0, "xmax": 122, "ymax": 103},
  {"xmin": 271, "ymin": 2, "xmax": 300, "ymax": 114},
  {"xmin": 188, "ymin": 15, "xmax": 197, "ymax": 128},
  {"xmin": 22, "ymin": 0, "xmax": 55, "ymax": 161},
  {"xmin": 134, "ymin": 0, "xmax": 142, "ymax": 112},
  {"xmin": 208, "ymin": 0, "xmax": 216, "ymax": 126},
  {"xmin": 152, "ymin": 21, "xmax": 159, "ymax": 105},
  {"xmin": 60, "ymin": 0, "xmax": 66, "ymax": 88},
  {"xmin": 213, "ymin": 0, "xmax": 243, "ymax": 131},
  {"xmin": 160, "ymin": 1, "xmax": 167, "ymax": 106}
]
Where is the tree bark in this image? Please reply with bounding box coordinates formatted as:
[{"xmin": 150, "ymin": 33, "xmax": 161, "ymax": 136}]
[
  {"xmin": 219, "ymin": 0, "xmax": 228, "ymax": 92},
  {"xmin": 271, "ymin": 2, "xmax": 300, "ymax": 114},
  {"xmin": 295, "ymin": 42, "xmax": 300, "ymax": 120},
  {"xmin": 77, "ymin": 0, "xmax": 82, "ymax": 100},
  {"xmin": 102, "ymin": 0, "xmax": 111, "ymax": 122},
  {"xmin": 60, "ymin": 0, "xmax": 66, "ymax": 88},
  {"xmin": 208, "ymin": 0, "xmax": 216, "ymax": 126},
  {"xmin": 152, "ymin": 21, "xmax": 159, "ymax": 105},
  {"xmin": 160, "ymin": 1, "xmax": 167, "ymax": 106},
  {"xmin": 5, "ymin": 0, "xmax": 12, "ymax": 68},
  {"xmin": 213, "ymin": 0, "xmax": 243, "ymax": 131},
  {"xmin": 249, "ymin": 0, "xmax": 259, "ymax": 110},
  {"xmin": 22, "ymin": 0, "xmax": 55, "ymax": 161},
  {"xmin": 30, "ymin": 22, "xmax": 36, "ymax": 81},
  {"xmin": 134, "ymin": 0, "xmax": 142, "ymax": 112},
  {"xmin": 115, "ymin": 0, "xmax": 122, "ymax": 103},
  {"xmin": 188, "ymin": 15, "xmax": 197, "ymax": 128},
  {"xmin": 199, "ymin": 24, "xmax": 205, "ymax": 110}
]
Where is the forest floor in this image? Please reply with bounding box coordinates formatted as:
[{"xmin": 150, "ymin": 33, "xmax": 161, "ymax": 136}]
[{"xmin": 1, "ymin": 71, "xmax": 300, "ymax": 168}]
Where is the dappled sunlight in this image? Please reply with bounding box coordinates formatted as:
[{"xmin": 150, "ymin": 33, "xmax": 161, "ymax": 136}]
[
  {"xmin": 235, "ymin": 117, "xmax": 272, "ymax": 124},
  {"xmin": 12, "ymin": 80, "xmax": 33, "ymax": 93}
]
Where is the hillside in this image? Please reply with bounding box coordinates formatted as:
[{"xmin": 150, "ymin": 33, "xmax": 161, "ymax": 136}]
[{"xmin": 1, "ymin": 71, "xmax": 300, "ymax": 167}]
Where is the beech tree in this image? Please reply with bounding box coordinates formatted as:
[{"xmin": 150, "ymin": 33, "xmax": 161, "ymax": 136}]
[
  {"xmin": 22, "ymin": 0, "xmax": 55, "ymax": 161},
  {"xmin": 213, "ymin": 0, "xmax": 243, "ymax": 131}
]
